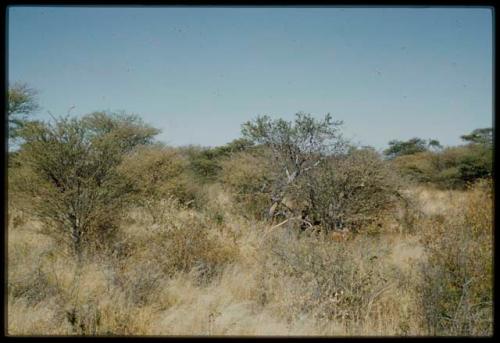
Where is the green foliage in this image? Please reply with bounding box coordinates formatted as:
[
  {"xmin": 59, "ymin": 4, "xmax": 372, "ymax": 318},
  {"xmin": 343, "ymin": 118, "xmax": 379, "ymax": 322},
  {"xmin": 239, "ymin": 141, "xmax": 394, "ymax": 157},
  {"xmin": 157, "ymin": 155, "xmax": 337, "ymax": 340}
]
[
  {"xmin": 219, "ymin": 148, "xmax": 275, "ymax": 220},
  {"xmin": 185, "ymin": 147, "xmax": 223, "ymax": 182},
  {"xmin": 211, "ymin": 137, "xmax": 255, "ymax": 156},
  {"xmin": 12, "ymin": 112, "xmax": 160, "ymax": 258},
  {"xmin": 460, "ymin": 127, "xmax": 492, "ymax": 146},
  {"xmin": 384, "ymin": 138, "xmax": 441, "ymax": 159},
  {"xmin": 183, "ymin": 138, "xmax": 255, "ymax": 183},
  {"xmin": 241, "ymin": 112, "xmax": 344, "ymax": 159},
  {"xmin": 393, "ymin": 143, "xmax": 492, "ymax": 189},
  {"xmin": 241, "ymin": 112, "xmax": 345, "ymax": 219},
  {"xmin": 456, "ymin": 149, "xmax": 492, "ymax": 183},
  {"xmin": 118, "ymin": 144, "xmax": 197, "ymax": 222},
  {"xmin": 239, "ymin": 114, "xmax": 404, "ymax": 231},
  {"xmin": 8, "ymin": 82, "xmax": 40, "ymax": 141}
]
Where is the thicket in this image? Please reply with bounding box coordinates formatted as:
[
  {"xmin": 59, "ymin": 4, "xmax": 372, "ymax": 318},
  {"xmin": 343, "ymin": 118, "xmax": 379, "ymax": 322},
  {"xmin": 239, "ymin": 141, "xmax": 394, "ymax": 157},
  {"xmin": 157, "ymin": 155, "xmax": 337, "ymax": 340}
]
[
  {"xmin": 386, "ymin": 128, "xmax": 492, "ymax": 189},
  {"xmin": 392, "ymin": 143, "xmax": 492, "ymax": 189}
]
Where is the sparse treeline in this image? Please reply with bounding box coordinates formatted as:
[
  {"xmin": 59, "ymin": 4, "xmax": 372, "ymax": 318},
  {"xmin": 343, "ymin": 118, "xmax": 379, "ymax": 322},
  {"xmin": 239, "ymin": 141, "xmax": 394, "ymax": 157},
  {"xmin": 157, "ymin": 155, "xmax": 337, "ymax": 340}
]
[
  {"xmin": 7, "ymin": 83, "xmax": 493, "ymax": 336},
  {"xmin": 385, "ymin": 131, "xmax": 492, "ymax": 189}
]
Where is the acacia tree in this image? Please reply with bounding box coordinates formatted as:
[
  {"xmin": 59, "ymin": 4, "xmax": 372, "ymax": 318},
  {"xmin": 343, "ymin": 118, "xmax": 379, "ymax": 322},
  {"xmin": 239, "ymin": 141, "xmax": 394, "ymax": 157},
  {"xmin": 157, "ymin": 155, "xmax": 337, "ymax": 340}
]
[
  {"xmin": 384, "ymin": 137, "xmax": 442, "ymax": 159},
  {"xmin": 7, "ymin": 82, "xmax": 40, "ymax": 141},
  {"xmin": 241, "ymin": 112, "xmax": 346, "ymax": 219},
  {"xmin": 461, "ymin": 128, "xmax": 493, "ymax": 147},
  {"xmin": 14, "ymin": 111, "xmax": 160, "ymax": 259}
]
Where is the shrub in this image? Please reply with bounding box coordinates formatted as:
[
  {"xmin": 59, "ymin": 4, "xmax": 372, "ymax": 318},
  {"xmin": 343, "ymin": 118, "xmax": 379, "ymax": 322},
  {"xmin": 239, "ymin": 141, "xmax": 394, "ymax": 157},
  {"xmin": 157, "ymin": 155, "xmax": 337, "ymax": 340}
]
[
  {"xmin": 117, "ymin": 144, "xmax": 197, "ymax": 222},
  {"xmin": 293, "ymin": 147, "xmax": 403, "ymax": 232},
  {"xmin": 182, "ymin": 139, "xmax": 255, "ymax": 183},
  {"xmin": 12, "ymin": 112, "xmax": 159, "ymax": 258},
  {"xmin": 241, "ymin": 112, "xmax": 346, "ymax": 220},
  {"xmin": 219, "ymin": 149, "xmax": 275, "ymax": 220},
  {"xmin": 392, "ymin": 151, "xmax": 436, "ymax": 184},
  {"xmin": 125, "ymin": 204, "xmax": 239, "ymax": 286},
  {"xmin": 420, "ymin": 179, "xmax": 493, "ymax": 335},
  {"xmin": 257, "ymin": 231, "xmax": 400, "ymax": 333},
  {"xmin": 392, "ymin": 144, "xmax": 492, "ymax": 190},
  {"xmin": 455, "ymin": 146, "xmax": 492, "ymax": 183}
]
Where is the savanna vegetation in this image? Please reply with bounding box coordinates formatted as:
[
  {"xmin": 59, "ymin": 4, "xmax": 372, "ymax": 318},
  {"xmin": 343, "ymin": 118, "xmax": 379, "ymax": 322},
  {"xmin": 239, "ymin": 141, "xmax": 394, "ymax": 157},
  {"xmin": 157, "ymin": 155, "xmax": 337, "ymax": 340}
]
[{"xmin": 7, "ymin": 83, "xmax": 493, "ymax": 336}]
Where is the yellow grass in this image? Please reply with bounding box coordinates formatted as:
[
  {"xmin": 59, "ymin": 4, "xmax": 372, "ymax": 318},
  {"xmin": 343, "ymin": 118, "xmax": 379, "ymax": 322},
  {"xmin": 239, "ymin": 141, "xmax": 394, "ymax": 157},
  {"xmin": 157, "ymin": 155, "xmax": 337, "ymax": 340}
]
[{"xmin": 7, "ymin": 182, "xmax": 492, "ymax": 336}]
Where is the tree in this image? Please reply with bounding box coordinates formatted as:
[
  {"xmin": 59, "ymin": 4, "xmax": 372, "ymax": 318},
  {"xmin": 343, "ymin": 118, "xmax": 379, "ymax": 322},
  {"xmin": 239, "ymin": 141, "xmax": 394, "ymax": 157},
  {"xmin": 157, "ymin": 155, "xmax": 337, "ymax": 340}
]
[
  {"xmin": 13, "ymin": 112, "xmax": 160, "ymax": 259},
  {"xmin": 384, "ymin": 137, "xmax": 441, "ymax": 159},
  {"xmin": 295, "ymin": 148, "xmax": 402, "ymax": 231},
  {"xmin": 7, "ymin": 82, "xmax": 40, "ymax": 141},
  {"xmin": 460, "ymin": 128, "xmax": 493, "ymax": 146},
  {"xmin": 241, "ymin": 112, "xmax": 346, "ymax": 219},
  {"xmin": 212, "ymin": 137, "xmax": 255, "ymax": 156},
  {"xmin": 459, "ymin": 128, "xmax": 493, "ymax": 184},
  {"xmin": 183, "ymin": 138, "xmax": 255, "ymax": 183},
  {"xmin": 428, "ymin": 139, "xmax": 443, "ymax": 151}
]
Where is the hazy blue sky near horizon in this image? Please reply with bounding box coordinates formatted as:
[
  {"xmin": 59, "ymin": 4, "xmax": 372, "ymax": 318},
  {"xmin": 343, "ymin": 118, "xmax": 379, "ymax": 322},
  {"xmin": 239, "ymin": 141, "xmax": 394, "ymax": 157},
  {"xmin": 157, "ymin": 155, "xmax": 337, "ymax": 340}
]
[{"xmin": 8, "ymin": 6, "xmax": 493, "ymax": 149}]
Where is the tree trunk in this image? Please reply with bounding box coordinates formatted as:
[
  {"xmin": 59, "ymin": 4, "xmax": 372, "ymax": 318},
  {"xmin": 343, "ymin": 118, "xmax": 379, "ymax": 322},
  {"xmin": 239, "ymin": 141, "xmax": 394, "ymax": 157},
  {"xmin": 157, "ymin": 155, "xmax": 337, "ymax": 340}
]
[{"xmin": 70, "ymin": 215, "xmax": 83, "ymax": 261}]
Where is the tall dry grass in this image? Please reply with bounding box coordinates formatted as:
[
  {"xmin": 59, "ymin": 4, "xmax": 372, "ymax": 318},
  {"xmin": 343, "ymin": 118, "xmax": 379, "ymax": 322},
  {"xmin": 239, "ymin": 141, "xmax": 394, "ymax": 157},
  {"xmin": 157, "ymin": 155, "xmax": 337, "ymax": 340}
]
[{"xmin": 7, "ymin": 179, "xmax": 493, "ymax": 336}]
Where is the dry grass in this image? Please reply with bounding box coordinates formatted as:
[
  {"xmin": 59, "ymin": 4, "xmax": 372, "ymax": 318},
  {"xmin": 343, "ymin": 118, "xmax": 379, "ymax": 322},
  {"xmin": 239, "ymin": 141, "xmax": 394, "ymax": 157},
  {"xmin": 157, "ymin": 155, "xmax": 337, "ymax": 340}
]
[
  {"xmin": 418, "ymin": 179, "xmax": 493, "ymax": 336},
  {"xmin": 7, "ymin": 180, "xmax": 493, "ymax": 336}
]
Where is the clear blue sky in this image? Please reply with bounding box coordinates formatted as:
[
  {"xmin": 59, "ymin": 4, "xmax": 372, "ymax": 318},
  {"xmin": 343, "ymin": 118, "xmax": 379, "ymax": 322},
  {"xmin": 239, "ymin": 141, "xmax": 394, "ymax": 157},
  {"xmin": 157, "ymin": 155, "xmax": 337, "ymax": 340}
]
[{"xmin": 8, "ymin": 6, "xmax": 493, "ymax": 149}]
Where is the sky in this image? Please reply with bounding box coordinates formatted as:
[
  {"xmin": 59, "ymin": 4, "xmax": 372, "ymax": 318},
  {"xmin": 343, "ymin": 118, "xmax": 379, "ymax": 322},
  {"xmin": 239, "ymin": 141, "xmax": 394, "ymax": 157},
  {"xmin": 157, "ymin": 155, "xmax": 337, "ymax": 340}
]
[{"xmin": 7, "ymin": 6, "xmax": 493, "ymax": 150}]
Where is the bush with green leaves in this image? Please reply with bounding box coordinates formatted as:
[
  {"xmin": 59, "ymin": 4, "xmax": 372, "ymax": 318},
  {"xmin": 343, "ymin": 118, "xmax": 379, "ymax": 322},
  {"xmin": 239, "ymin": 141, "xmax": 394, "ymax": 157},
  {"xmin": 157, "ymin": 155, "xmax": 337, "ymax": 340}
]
[{"xmin": 11, "ymin": 112, "xmax": 160, "ymax": 258}]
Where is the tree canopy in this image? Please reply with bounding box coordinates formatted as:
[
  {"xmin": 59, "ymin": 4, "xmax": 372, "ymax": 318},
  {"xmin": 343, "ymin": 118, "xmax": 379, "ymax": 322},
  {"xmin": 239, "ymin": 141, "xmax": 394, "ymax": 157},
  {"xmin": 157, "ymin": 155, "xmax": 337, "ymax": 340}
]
[
  {"xmin": 14, "ymin": 111, "xmax": 160, "ymax": 257},
  {"xmin": 460, "ymin": 128, "xmax": 493, "ymax": 146},
  {"xmin": 241, "ymin": 112, "xmax": 346, "ymax": 218},
  {"xmin": 384, "ymin": 137, "xmax": 442, "ymax": 159},
  {"xmin": 8, "ymin": 82, "xmax": 40, "ymax": 140}
]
